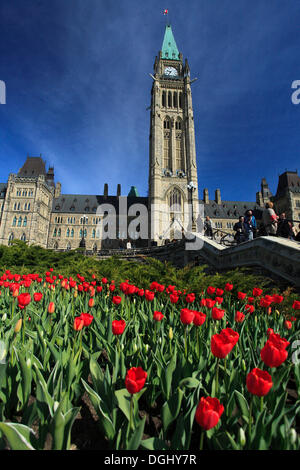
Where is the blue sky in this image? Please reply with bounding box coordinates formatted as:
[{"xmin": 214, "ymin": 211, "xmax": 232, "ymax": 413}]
[{"xmin": 0, "ymin": 0, "xmax": 300, "ymax": 202}]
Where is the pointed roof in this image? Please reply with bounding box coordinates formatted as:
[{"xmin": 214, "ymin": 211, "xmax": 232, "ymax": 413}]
[
  {"xmin": 161, "ymin": 24, "xmax": 180, "ymax": 60},
  {"xmin": 128, "ymin": 186, "xmax": 139, "ymax": 197}
]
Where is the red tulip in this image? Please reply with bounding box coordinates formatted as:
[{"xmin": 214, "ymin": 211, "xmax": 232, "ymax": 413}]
[
  {"xmin": 207, "ymin": 286, "xmax": 216, "ymax": 296},
  {"xmin": 193, "ymin": 311, "xmax": 206, "ymax": 326},
  {"xmin": 186, "ymin": 293, "xmax": 195, "ymax": 303},
  {"xmin": 211, "ymin": 333, "xmax": 235, "ymax": 358},
  {"xmin": 216, "ymin": 288, "xmax": 224, "ymax": 296},
  {"xmin": 88, "ymin": 298, "xmax": 95, "ymax": 308},
  {"xmin": 18, "ymin": 293, "xmax": 31, "ymax": 309},
  {"xmin": 220, "ymin": 327, "xmax": 239, "ymax": 346},
  {"xmin": 225, "ymin": 283, "xmax": 233, "ymax": 291},
  {"xmin": 260, "ymin": 333, "xmax": 289, "ymax": 368},
  {"xmin": 253, "ymin": 287, "xmax": 263, "ymax": 297},
  {"xmin": 272, "ymin": 294, "xmax": 284, "ymax": 304},
  {"xmin": 237, "ymin": 292, "xmax": 247, "ymax": 301},
  {"xmin": 153, "ymin": 311, "xmax": 164, "ymax": 321},
  {"xmin": 112, "ymin": 319, "xmax": 126, "ymax": 335},
  {"xmin": 112, "ymin": 295, "xmax": 122, "ymax": 305},
  {"xmin": 170, "ymin": 294, "xmax": 179, "ymax": 304},
  {"xmin": 284, "ymin": 320, "xmax": 292, "ymax": 330},
  {"xmin": 180, "ymin": 308, "xmax": 195, "ymax": 325},
  {"xmin": 260, "ymin": 298, "xmax": 272, "ymax": 308},
  {"xmin": 73, "ymin": 317, "xmax": 84, "ymax": 331},
  {"xmin": 125, "ymin": 367, "xmax": 147, "ymax": 394},
  {"xmin": 145, "ymin": 290, "xmax": 155, "ymax": 301},
  {"xmin": 292, "ymin": 300, "xmax": 300, "ymax": 310},
  {"xmin": 205, "ymin": 299, "xmax": 216, "ymax": 309},
  {"xmin": 33, "ymin": 292, "xmax": 43, "ymax": 302},
  {"xmin": 212, "ymin": 307, "xmax": 225, "ymax": 320},
  {"xmin": 245, "ymin": 304, "xmax": 255, "ymax": 314},
  {"xmin": 246, "ymin": 368, "xmax": 273, "ymax": 396},
  {"xmin": 195, "ymin": 396, "xmax": 224, "ymax": 430},
  {"xmin": 48, "ymin": 302, "xmax": 55, "ymax": 314},
  {"xmin": 80, "ymin": 312, "xmax": 94, "ymax": 326},
  {"xmin": 235, "ymin": 311, "xmax": 245, "ymax": 323}
]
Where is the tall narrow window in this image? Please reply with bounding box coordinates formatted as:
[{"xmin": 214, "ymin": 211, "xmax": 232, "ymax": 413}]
[
  {"xmin": 168, "ymin": 188, "xmax": 183, "ymax": 227},
  {"xmin": 21, "ymin": 233, "xmax": 26, "ymax": 241},
  {"xmin": 179, "ymin": 92, "xmax": 183, "ymax": 108},
  {"xmin": 12, "ymin": 216, "xmax": 17, "ymax": 227},
  {"xmin": 58, "ymin": 228, "xmax": 61, "ymax": 238},
  {"xmin": 18, "ymin": 216, "xmax": 22, "ymax": 227},
  {"xmin": 66, "ymin": 228, "xmax": 70, "ymax": 238},
  {"xmin": 23, "ymin": 216, "xmax": 27, "ymax": 227},
  {"xmin": 168, "ymin": 91, "xmax": 172, "ymax": 107},
  {"xmin": 163, "ymin": 127, "xmax": 172, "ymax": 171},
  {"xmin": 175, "ymin": 133, "xmax": 183, "ymax": 171},
  {"xmin": 173, "ymin": 92, "xmax": 178, "ymax": 107},
  {"xmin": 53, "ymin": 228, "xmax": 57, "ymax": 237},
  {"xmin": 162, "ymin": 91, "xmax": 166, "ymax": 107},
  {"xmin": 8, "ymin": 233, "xmax": 14, "ymax": 245}
]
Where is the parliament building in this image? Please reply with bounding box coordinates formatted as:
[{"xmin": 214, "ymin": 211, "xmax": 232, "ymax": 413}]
[{"xmin": 0, "ymin": 25, "xmax": 299, "ymax": 251}]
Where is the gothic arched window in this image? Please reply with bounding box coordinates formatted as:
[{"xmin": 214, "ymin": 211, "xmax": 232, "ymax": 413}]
[
  {"xmin": 168, "ymin": 91, "xmax": 172, "ymax": 107},
  {"xmin": 23, "ymin": 216, "xmax": 27, "ymax": 227},
  {"xmin": 21, "ymin": 233, "xmax": 26, "ymax": 241},
  {"xmin": 8, "ymin": 233, "xmax": 14, "ymax": 245},
  {"xmin": 162, "ymin": 90, "xmax": 166, "ymax": 107},
  {"xmin": 12, "ymin": 216, "xmax": 17, "ymax": 227},
  {"xmin": 18, "ymin": 216, "xmax": 22, "ymax": 227}
]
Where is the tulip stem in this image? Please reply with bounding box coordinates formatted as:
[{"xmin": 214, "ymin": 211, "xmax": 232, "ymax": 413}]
[
  {"xmin": 248, "ymin": 396, "xmax": 253, "ymax": 444},
  {"xmin": 129, "ymin": 394, "xmax": 134, "ymax": 431},
  {"xmin": 215, "ymin": 358, "xmax": 219, "ymax": 396},
  {"xmin": 260, "ymin": 396, "xmax": 263, "ymax": 412},
  {"xmin": 184, "ymin": 326, "xmax": 188, "ymax": 359},
  {"xmin": 199, "ymin": 428, "xmax": 204, "ymax": 450}
]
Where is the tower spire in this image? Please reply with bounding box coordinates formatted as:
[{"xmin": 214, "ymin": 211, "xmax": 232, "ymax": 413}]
[{"xmin": 161, "ymin": 24, "xmax": 180, "ymax": 60}]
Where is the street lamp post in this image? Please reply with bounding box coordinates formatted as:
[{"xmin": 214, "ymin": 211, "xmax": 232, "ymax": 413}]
[
  {"xmin": 79, "ymin": 216, "xmax": 88, "ymax": 252},
  {"xmin": 187, "ymin": 181, "xmax": 197, "ymax": 231}
]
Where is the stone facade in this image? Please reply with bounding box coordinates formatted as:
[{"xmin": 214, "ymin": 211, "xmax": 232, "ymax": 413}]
[{"xmin": 0, "ymin": 25, "xmax": 299, "ymax": 251}]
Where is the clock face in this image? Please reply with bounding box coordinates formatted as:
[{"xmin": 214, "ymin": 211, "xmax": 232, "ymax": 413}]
[{"xmin": 164, "ymin": 66, "xmax": 178, "ymax": 77}]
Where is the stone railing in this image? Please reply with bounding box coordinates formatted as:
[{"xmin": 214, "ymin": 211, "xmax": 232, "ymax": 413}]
[{"xmin": 181, "ymin": 234, "xmax": 300, "ymax": 287}]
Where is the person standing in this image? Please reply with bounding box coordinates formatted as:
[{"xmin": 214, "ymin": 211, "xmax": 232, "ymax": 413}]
[
  {"xmin": 262, "ymin": 202, "xmax": 278, "ymax": 236},
  {"xmin": 204, "ymin": 216, "xmax": 213, "ymax": 238},
  {"xmin": 233, "ymin": 216, "xmax": 246, "ymax": 244},
  {"xmin": 276, "ymin": 213, "xmax": 293, "ymax": 239},
  {"xmin": 244, "ymin": 210, "xmax": 257, "ymax": 241}
]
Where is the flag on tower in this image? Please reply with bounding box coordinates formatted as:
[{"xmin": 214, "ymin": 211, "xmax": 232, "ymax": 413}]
[{"xmin": 163, "ymin": 9, "xmax": 168, "ymax": 15}]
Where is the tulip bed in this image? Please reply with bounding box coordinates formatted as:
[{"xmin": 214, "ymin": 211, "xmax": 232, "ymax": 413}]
[{"xmin": 0, "ymin": 269, "xmax": 299, "ymax": 451}]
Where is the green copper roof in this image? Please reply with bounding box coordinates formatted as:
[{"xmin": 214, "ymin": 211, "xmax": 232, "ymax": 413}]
[
  {"xmin": 128, "ymin": 186, "xmax": 139, "ymax": 197},
  {"xmin": 161, "ymin": 25, "xmax": 180, "ymax": 60}
]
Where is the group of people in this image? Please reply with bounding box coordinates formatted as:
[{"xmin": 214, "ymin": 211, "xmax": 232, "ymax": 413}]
[
  {"xmin": 234, "ymin": 202, "xmax": 300, "ymax": 244},
  {"xmin": 204, "ymin": 202, "xmax": 300, "ymax": 244}
]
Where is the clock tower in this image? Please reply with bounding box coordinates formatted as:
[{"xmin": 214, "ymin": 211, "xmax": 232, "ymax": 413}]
[{"xmin": 148, "ymin": 24, "xmax": 199, "ymax": 244}]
